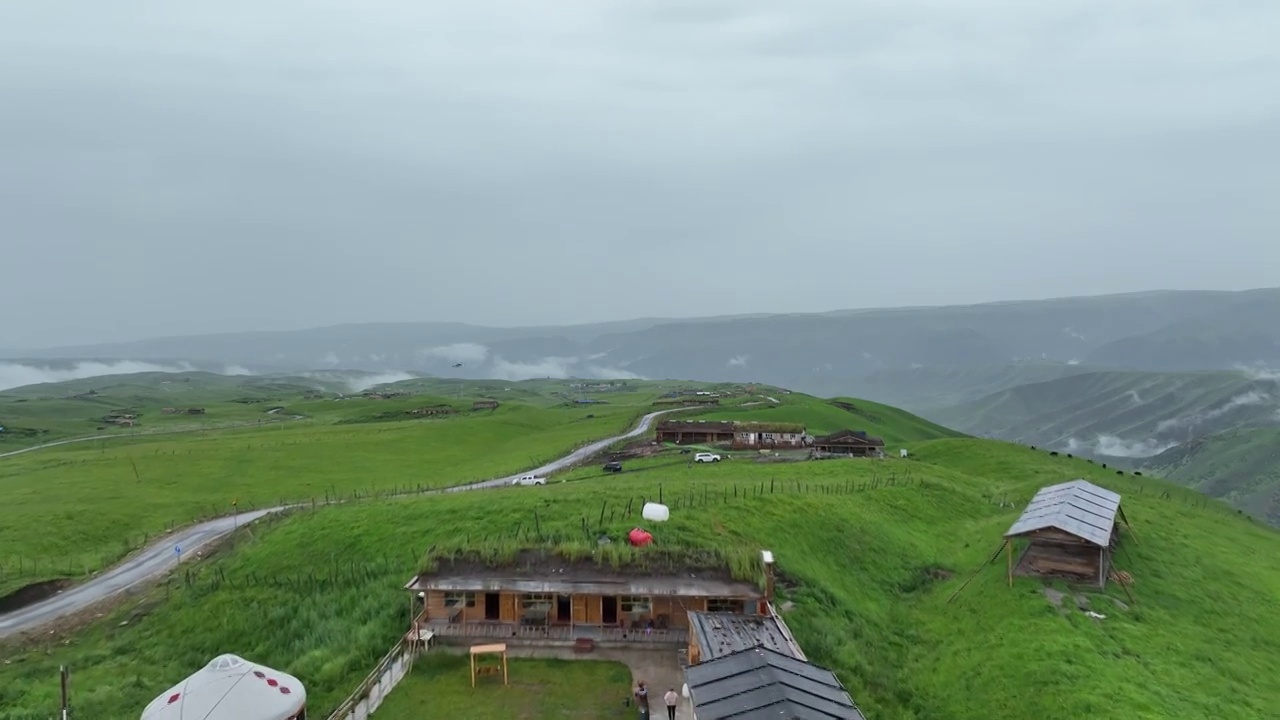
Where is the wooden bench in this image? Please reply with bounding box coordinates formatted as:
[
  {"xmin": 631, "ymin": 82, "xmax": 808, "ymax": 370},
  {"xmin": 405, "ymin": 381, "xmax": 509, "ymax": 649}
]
[{"xmin": 573, "ymin": 637, "xmax": 595, "ymax": 654}]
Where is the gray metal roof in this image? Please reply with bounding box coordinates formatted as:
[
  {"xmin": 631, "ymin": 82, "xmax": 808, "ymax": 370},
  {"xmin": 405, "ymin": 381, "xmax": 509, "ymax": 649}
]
[
  {"xmin": 685, "ymin": 647, "xmax": 865, "ymax": 720},
  {"xmin": 688, "ymin": 612, "xmax": 800, "ymax": 662},
  {"xmin": 1004, "ymin": 479, "xmax": 1122, "ymax": 547}
]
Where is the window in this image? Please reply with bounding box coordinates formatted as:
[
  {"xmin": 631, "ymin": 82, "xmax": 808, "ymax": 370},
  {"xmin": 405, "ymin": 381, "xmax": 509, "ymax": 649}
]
[
  {"xmin": 707, "ymin": 597, "xmax": 743, "ymax": 613},
  {"xmin": 761, "ymin": 433, "xmax": 775, "ymax": 441},
  {"xmin": 521, "ymin": 593, "xmax": 553, "ymax": 609},
  {"xmin": 444, "ymin": 592, "xmax": 476, "ymax": 607},
  {"xmin": 621, "ymin": 596, "xmax": 651, "ymax": 613}
]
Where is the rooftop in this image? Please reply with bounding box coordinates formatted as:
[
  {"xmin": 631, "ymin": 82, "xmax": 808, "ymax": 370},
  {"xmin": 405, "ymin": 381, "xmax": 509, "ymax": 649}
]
[
  {"xmin": 735, "ymin": 422, "xmax": 806, "ymax": 434},
  {"xmin": 813, "ymin": 430, "xmax": 885, "ymax": 446},
  {"xmin": 689, "ymin": 611, "xmax": 801, "ymax": 662},
  {"xmin": 1004, "ymin": 479, "xmax": 1123, "ymax": 547},
  {"xmin": 657, "ymin": 420, "xmax": 737, "ymax": 433},
  {"xmin": 685, "ymin": 647, "xmax": 865, "ymax": 720}
]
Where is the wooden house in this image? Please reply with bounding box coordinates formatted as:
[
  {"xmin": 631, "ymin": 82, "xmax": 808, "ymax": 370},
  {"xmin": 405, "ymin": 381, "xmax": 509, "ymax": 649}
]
[
  {"xmin": 732, "ymin": 423, "xmax": 806, "ymax": 449},
  {"xmin": 811, "ymin": 430, "xmax": 885, "ymax": 457},
  {"xmin": 405, "ymin": 550, "xmax": 776, "ymax": 647},
  {"xmin": 1003, "ymin": 479, "xmax": 1131, "ymax": 588},
  {"xmin": 472, "ymin": 400, "xmax": 500, "ymax": 410},
  {"xmin": 655, "ymin": 420, "xmax": 737, "ymax": 445}
]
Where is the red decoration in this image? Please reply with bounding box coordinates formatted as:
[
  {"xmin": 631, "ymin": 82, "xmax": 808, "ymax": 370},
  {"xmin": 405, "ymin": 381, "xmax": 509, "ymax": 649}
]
[
  {"xmin": 168, "ymin": 693, "xmax": 181, "ymax": 704},
  {"xmin": 280, "ymin": 687, "xmax": 292, "ymax": 694},
  {"xmin": 627, "ymin": 528, "xmax": 653, "ymax": 547},
  {"xmin": 267, "ymin": 679, "xmax": 279, "ymax": 687}
]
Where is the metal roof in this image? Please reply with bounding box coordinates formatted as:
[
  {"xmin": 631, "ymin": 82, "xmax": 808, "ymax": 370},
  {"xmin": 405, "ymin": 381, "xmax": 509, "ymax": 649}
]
[
  {"xmin": 1004, "ymin": 479, "xmax": 1122, "ymax": 547},
  {"xmin": 685, "ymin": 647, "xmax": 865, "ymax": 720},
  {"xmin": 688, "ymin": 612, "xmax": 800, "ymax": 662}
]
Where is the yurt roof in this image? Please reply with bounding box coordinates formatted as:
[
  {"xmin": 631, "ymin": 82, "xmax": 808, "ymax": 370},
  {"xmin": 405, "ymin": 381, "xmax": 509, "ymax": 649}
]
[{"xmin": 140, "ymin": 654, "xmax": 306, "ymax": 720}]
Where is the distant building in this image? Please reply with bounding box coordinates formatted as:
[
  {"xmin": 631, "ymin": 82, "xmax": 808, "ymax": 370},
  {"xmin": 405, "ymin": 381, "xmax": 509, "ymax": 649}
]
[
  {"xmin": 811, "ymin": 430, "xmax": 885, "ymax": 457},
  {"xmin": 655, "ymin": 420, "xmax": 738, "ymax": 445},
  {"xmin": 472, "ymin": 400, "xmax": 500, "ymax": 410},
  {"xmin": 732, "ymin": 423, "xmax": 806, "ymax": 449}
]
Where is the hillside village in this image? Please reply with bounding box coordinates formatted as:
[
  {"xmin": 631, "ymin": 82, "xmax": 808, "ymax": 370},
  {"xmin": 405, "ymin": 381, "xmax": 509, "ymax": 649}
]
[{"xmin": 2, "ymin": 373, "xmax": 1271, "ymax": 720}]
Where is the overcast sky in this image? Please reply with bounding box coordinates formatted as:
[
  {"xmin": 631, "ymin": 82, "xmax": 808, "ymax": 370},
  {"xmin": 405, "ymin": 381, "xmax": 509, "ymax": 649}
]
[{"xmin": 2, "ymin": 0, "xmax": 1278, "ymax": 349}]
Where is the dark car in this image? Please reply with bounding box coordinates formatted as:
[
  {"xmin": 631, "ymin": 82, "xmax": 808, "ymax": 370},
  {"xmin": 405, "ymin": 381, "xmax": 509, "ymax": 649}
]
[{"xmin": 603, "ymin": 461, "xmax": 623, "ymax": 473}]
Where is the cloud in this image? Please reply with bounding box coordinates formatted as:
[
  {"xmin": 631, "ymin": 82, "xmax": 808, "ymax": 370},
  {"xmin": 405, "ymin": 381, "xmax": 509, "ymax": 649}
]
[
  {"xmin": 1067, "ymin": 358, "xmax": 1081, "ymax": 365},
  {"xmin": 1062, "ymin": 327, "xmax": 1086, "ymax": 341},
  {"xmin": 345, "ymin": 371, "xmax": 415, "ymax": 393},
  {"xmin": 0, "ymin": 360, "xmax": 194, "ymax": 391},
  {"xmin": 1125, "ymin": 389, "xmax": 1141, "ymax": 404},
  {"xmin": 487, "ymin": 354, "xmax": 646, "ymax": 381},
  {"xmin": 1233, "ymin": 363, "xmax": 1280, "ymax": 381},
  {"xmin": 1155, "ymin": 391, "xmax": 1273, "ymax": 432},
  {"xmin": 318, "ymin": 352, "xmax": 340, "ymax": 367},
  {"xmin": 1067, "ymin": 434, "xmax": 1178, "ymax": 459},
  {"xmin": 727, "ymin": 355, "xmax": 749, "ymax": 367},
  {"xmin": 222, "ymin": 364, "xmax": 253, "ymax": 376},
  {"xmin": 417, "ymin": 343, "xmax": 490, "ymax": 364},
  {"xmin": 490, "ymin": 356, "xmax": 578, "ymax": 381},
  {"xmin": 584, "ymin": 364, "xmax": 645, "ymax": 380}
]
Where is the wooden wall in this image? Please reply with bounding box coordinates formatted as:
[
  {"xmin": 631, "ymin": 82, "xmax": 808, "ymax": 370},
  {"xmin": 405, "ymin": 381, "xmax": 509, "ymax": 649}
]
[{"xmin": 423, "ymin": 590, "xmax": 757, "ymax": 626}]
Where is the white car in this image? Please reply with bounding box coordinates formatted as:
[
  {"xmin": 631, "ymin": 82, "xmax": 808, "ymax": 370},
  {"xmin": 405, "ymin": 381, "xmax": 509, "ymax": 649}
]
[
  {"xmin": 512, "ymin": 474, "xmax": 547, "ymax": 486},
  {"xmin": 694, "ymin": 452, "xmax": 721, "ymax": 463}
]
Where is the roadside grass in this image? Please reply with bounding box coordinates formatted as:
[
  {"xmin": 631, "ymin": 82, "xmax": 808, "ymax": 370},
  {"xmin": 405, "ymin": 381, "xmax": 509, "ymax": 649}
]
[
  {"xmin": 0, "ymin": 391, "xmax": 658, "ymax": 596},
  {"xmin": 2, "ymin": 438, "xmax": 1278, "ymax": 720},
  {"xmin": 373, "ymin": 655, "xmax": 633, "ymax": 719}
]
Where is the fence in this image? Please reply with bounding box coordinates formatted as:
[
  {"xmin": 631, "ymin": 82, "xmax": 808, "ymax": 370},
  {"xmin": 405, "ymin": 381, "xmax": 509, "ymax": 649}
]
[{"xmin": 326, "ymin": 634, "xmax": 419, "ymax": 720}]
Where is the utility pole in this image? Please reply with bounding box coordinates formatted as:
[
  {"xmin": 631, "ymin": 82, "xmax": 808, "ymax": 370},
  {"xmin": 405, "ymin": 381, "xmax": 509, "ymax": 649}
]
[{"xmin": 60, "ymin": 665, "xmax": 70, "ymax": 719}]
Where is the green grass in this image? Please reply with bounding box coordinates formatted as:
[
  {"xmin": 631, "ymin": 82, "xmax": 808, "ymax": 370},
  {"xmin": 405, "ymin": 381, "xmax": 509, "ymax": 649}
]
[
  {"xmin": 1144, "ymin": 426, "xmax": 1280, "ymax": 524},
  {"xmin": 0, "ymin": 381, "xmax": 665, "ymax": 596},
  {"xmin": 2, "ymin": 432, "xmax": 1278, "ymax": 720},
  {"xmin": 375, "ymin": 655, "xmax": 633, "ymax": 719}
]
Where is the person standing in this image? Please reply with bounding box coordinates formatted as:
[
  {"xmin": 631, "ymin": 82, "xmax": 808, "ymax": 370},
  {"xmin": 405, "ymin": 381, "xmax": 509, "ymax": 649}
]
[
  {"xmin": 664, "ymin": 687, "xmax": 679, "ymax": 719},
  {"xmin": 635, "ymin": 681, "xmax": 650, "ymax": 718}
]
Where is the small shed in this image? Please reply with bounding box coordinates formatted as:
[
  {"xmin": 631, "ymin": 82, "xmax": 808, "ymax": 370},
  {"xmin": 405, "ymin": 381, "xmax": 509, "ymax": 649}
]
[
  {"xmin": 140, "ymin": 654, "xmax": 306, "ymax": 720},
  {"xmin": 1003, "ymin": 479, "xmax": 1131, "ymax": 588},
  {"xmin": 472, "ymin": 400, "xmax": 500, "ymax": 410},
  {"xmin": 684, "ymin": 646, "xmax": 866, "ymax": 720}
]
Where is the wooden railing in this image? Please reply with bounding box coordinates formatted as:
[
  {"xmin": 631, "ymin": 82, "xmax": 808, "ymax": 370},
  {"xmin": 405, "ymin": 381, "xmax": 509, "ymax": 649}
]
[
  {"xmin": 326, "ymin": 633, "xmax": 419, "ymax": 720},
  {"xmin": 766, "ymin": 602, "xmax": 807, "ymax": 662}
]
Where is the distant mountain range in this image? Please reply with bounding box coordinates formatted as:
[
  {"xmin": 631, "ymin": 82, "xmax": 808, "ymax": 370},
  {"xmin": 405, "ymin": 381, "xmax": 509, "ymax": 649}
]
[
  {"xmin": 6, "ymin": 287, "xmax": 1280, "ymax": 522},
  {"xmin": 12, "ymin": 288, "xmax": 1280, "ymax": 395}
]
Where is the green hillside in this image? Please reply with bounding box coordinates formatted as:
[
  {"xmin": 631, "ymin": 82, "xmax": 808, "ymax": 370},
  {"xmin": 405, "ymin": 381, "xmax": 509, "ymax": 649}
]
[
  {"xmin": 2, "ymin": 377, "xmax": 1279, "ymax": 720},
  {"xmin": 1144, "ymin": 427, "xmax": 1280, "ymax": 525},
  {"xmin": 694, "ymin": 393, "xmax": 965, "ymax": 445},
  {"xmin": 850, "ymin": 362, "xmax": 1103, "ymax": 412},
  {"xmin": 929, "ymin": 369, "xmax": 1280, "ymax": 521}
]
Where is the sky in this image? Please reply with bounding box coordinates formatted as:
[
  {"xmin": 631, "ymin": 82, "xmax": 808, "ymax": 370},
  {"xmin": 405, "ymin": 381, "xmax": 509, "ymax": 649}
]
[{"xmin": 2, "ymin": 0, "xmax": 1279, "ymax": 349}]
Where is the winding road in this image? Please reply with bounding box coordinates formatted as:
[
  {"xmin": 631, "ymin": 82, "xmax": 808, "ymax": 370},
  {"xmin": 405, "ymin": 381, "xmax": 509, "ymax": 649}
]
[{"xmin": 0, "ymin": 409, "xmax": 679, "ymax": 640}]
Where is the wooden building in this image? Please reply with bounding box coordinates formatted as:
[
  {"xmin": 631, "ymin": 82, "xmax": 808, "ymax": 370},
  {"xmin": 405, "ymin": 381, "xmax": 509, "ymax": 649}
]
[
  {"xmin": 472, "ymin": 400, "xmax": 500, "ymax": 410},
  {"xmin": 406, "ymin": 555, "xmax": 770, "ymax": 646},
  {"xmin": 732, "ymin": 423, "xmax": 807, "ymax": 449},
  {"xmin": 811, "ymin": 430, "xmax": 884, "ymax": 457},
  {"xmin": 407, "ymin": 405, "xmax": 456, "ymax": 416},
  {"xmin": 686, "ymin": 611, "xmax": 804, "ymax": 665},
  {"xmin": 655, "ymin": 420, "xmax": 738, "ymax": 445},
  {"xmin": 1004, "ymin": 479, "xmax": 1131, "ymax": 588}
]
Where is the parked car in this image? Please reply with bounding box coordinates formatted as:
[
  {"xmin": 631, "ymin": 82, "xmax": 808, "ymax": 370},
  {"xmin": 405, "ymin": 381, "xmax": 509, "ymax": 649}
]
[
  {"xmin": 694, "ymin": 452, "xmax": 721, "ymax": 463},
  {"xmin": 603, "ymin": 461, "xmax": 623, "ymax": 473},
  {"xmin": 512, "ymin": 474, "xmax": 547, "ymax": 486}
]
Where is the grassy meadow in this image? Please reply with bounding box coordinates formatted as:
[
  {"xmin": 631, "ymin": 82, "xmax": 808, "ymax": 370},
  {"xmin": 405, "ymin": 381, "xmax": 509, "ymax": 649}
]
[
  {"xmin": 0, "ymin": 376, "xmax": 685, "ymax": 596},
  {"xmin": 374, "ymin": 655, "xmax": 633, "ymax": 719},
  {"xmin": 2, "ymin": 377, "xmax": 1279, "ymax": 720}
]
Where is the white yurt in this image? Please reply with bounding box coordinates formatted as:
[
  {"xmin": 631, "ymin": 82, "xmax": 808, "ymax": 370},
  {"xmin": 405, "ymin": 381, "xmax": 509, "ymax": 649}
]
[{"xmin": 140, "ymin": 654, "xmax": 307, "ymax": 720}]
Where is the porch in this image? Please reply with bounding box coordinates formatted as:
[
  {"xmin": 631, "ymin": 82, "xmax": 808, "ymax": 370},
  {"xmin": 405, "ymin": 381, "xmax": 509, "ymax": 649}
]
[{"xmin": 417, "ymin": 618, "xmax": 689, "ymax": 646}]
